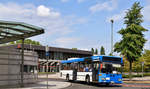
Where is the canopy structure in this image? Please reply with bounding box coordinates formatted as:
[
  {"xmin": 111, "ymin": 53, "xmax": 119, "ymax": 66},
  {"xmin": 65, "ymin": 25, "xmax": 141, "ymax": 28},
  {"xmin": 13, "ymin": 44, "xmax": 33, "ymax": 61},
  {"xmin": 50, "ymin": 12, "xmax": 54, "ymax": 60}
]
[
  {"xmin": 0, "ymin": 20, "xmax": 44, "ymax": 87},
  {"xmin": 0, "ymin": 20, "xmax": 44, "ymax": 44}
]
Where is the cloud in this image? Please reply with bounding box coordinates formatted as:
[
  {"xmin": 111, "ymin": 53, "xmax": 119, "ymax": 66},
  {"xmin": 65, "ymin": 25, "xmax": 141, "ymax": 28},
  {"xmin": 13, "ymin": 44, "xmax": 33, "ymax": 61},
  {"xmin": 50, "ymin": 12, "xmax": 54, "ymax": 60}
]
[
  {"xmin": 142, "ymin": 5, "xmax": 150, "ymax": 22},
  {"xmin": 61, "ymin": 0, "xmax": 86, "ymax": 3},
  {"xmin": 89, "ymin": 0, "xmax": 117, "ymax": 13},
  {"xmin": 144, "ymin": 39, "xmax": 150, "ymax": 50},
  {"xmin": 37, "ymin": 5, "xmax": 60, "ymax": 17},
  {"xmin": 61, "ymin": 0, "xmax": 69, "ymax": 3},
  {"xmin": 77, "ymin": 0, "xmax": 86, "ymax": 3},
  {"xmin": 75, "ymin": 18, "xmax": 88, "ymax": 24},
  {"xmin": 53, "ymin": 37, "xmax": 80, "ymax": 47},
  {"xmin": 0, "ymin": 2, "xmax": 75, "ymax": 46},
  {"xmin": 106, "ymin": 10, "xmax": 126, "ymax": 22}
]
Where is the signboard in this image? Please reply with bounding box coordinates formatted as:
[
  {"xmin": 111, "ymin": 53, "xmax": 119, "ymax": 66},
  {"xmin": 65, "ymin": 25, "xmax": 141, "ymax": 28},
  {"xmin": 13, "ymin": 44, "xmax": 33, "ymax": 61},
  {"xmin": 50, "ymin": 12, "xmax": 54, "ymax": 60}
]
[
  {"xmin": 103, "ymin": 57, "xmax": 121, "ymax": 63},
  {"xmin": 141, "ymin": 62, "xmax": 144, "ymax": 66},
  {"xmin": 45, "ymin": 45, "xmax": 49, "ymax": 56}
]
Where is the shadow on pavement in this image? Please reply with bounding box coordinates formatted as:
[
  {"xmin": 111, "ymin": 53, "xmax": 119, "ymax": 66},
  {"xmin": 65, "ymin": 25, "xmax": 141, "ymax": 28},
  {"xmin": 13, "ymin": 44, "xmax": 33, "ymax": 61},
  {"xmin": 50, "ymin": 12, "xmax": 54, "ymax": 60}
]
[{"xmin": 68, "ymin": 81, "xmax": 122, "ymax": 87}]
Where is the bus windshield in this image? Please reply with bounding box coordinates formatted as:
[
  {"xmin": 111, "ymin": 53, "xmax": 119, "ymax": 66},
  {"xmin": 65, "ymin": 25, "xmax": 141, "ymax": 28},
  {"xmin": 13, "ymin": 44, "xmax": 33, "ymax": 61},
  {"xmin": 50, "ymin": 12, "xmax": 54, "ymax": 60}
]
[{"xmin": 101, "ymin": 63, "xmax": 122, "ymax": 74}]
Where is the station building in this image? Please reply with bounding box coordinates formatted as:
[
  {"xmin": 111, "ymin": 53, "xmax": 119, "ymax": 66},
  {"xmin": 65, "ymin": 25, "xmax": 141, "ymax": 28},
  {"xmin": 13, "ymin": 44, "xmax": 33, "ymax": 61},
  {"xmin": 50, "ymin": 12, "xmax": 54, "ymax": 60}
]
[
  {"xmin": 0, "ymin": 20, "xmax": 44, "ymax": 86},
  {"xmin": 1, "ymin": 44, "xmax": 93, "ymax": 72}
]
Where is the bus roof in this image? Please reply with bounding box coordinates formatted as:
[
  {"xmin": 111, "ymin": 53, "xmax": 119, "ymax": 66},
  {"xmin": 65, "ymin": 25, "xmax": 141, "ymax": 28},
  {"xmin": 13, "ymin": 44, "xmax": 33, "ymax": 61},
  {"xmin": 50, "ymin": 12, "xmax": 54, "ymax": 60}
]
[
  {"xmin": 61, "ymin": 58, "xmax": 84, "ymax": 63},
  {"xmin": 61, "ymin": 56, "xmax": 123, "ymax": 64}
]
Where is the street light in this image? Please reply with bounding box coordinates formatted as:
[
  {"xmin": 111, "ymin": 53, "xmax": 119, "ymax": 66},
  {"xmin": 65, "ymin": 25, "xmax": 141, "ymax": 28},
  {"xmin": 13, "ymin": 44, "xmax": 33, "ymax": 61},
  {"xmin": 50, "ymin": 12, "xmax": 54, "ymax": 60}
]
[
  {"xmin": 141, "ymin": 62, "xmax": 144, "ymax": 79},
  {"xmin": 45, "ymin": 45, "xmax": 49, "ymax": 89},
  {"xmin": 110, "ymin": 19, "xmax": 114, "ymax": 55}
]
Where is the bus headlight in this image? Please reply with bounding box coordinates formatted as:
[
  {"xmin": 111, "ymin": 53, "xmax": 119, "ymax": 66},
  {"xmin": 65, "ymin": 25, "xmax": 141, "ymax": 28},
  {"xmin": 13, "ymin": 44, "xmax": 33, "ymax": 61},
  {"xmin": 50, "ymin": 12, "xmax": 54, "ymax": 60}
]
[
  {"xmin": 101, "ymin": 78, "xmax": 106, "ymax": 80},
  {"xmin": 106, "ymin": 77, "xmax": 110, "ymax": 80}
]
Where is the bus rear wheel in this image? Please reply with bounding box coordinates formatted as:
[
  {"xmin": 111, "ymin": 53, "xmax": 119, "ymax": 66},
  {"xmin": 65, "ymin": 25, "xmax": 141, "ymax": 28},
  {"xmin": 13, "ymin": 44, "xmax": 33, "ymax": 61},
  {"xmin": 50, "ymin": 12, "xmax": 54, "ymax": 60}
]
[
  {"xmin": 85, "ymin": 76, "xmax": 90, "ymax": 84},
  {"xmin": 66, "ymin": 74, "xmax": 69, "ymax": 81}
]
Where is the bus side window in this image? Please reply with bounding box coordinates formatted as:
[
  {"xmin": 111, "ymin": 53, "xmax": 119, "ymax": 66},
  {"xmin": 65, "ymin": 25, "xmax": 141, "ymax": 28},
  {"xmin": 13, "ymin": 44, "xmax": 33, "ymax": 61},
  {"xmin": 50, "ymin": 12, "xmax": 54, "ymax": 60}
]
[{"xmin": 78, "ymin": 63, "xmax": 84, "ymax": 72}]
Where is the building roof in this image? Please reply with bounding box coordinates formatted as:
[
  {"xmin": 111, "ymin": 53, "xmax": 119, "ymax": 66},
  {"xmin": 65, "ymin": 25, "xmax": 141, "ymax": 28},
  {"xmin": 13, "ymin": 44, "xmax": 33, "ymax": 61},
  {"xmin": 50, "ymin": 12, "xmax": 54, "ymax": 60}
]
[
  {"xmin": 0, "ymin": 20, "xmax": 44, "ymax": 44},
  {"xmin": 1, "ymin": 44, "xmax": 93, "ymax": 55}
]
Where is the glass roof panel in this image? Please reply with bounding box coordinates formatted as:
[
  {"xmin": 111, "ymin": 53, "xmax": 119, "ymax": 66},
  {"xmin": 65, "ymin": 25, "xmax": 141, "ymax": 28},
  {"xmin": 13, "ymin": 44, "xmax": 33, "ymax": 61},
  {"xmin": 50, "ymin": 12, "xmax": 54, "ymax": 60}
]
[
  {"xmin": 21, "ymin": 23, "xmax": 43, "ymax": 30},
  {"xmin": 1, "ymin": 29, "xmax": 24, "ymax": 35},
  {"xmin": 0, "ymin": 33, "xmax": 6, "ymax": 35},
  {"xmin": 13, "ymin": 25, "xmax": 35, "ymax": 32},
  {"xmin": 0, "ymin": 20, "xmax": 44, "ymax": 44},
  {"xmin": 0, "ymin": 36, "xmax": 3, "ymax": 38}
]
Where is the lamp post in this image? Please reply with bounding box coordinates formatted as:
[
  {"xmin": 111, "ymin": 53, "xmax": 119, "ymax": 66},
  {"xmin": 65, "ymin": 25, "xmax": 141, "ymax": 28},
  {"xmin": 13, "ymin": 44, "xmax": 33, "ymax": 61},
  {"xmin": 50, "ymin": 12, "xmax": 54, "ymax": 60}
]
[
  {"xmin": 45, "ymin": 45, "xmax": 49, "ymax": 89},
  {"xmin": 21, "ymin": 38, "xmax": 24, "ymax": 87},
  {"xmin": 141, "ymin": 62, "xmax": 144, "ymax": 79},
  {"xmin": 110, "ymin": 19, "xmax": 114, "ymax": 55}
]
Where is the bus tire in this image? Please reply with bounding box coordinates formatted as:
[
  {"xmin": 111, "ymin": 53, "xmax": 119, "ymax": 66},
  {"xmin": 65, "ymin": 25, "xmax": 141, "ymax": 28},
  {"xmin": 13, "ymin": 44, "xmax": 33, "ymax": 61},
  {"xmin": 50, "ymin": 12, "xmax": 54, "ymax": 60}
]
[
  {"xmin": 66, "ymin": 74, "xmax": 69, "ymax": 81},
  {"xmin": 85, "ymin": 75, "xmax": 90, "ymax": 84},
  {"xmin": 106, "ymin": 83, "xmax": 110, "ymax": 86}
]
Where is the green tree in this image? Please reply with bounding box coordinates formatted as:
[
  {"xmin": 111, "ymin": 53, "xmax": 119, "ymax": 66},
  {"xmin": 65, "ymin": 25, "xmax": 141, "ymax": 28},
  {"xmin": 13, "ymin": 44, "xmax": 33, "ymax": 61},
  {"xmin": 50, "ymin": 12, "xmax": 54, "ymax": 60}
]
[
  {"xmin": 95, "ymin": 48, "xmax": 98, "ymax": 55},
  {"xmin": 100, "ymin": 46, "xmax": 105, "ymax": 55},
  {"xmin": 72, "ymin": 48, "xmax": 77, "ymax": 50},
  {"xmin": 9, "ymin": 41, "xmax": 15, "ymax": 45},
  {"xmin": 9, "ymin": 39, "xmax": 41, "ymax": 46},
  {"xmin": 139, "ymin": 50, "xmax": 150, "ymax": 72},
  {"xmin": 91, "ymin": 48, "xmax": 94, "ymax": 54},
  {"xmin": 114, "ymin": 2, "xmax": 147, "ymax": 80},
  {"xmin": 109, "ymin": 53, "xmax": 113, "ymax": 56}
]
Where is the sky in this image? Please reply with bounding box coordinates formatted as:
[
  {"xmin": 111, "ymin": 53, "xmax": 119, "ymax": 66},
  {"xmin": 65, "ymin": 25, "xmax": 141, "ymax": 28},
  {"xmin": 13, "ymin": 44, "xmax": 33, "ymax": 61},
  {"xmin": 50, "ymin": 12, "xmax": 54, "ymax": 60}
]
[{"xmin": 0, "ymin": 0, "xmax": 150, "ymax": 55}]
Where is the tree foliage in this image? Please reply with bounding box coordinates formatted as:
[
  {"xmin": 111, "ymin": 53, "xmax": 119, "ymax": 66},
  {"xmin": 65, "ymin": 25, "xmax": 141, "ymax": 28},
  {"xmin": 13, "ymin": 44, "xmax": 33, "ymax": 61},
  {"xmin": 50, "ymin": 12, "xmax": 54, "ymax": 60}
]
[
  {"xmin": 72, "ymin": 48, "xmax": 77, "ymax": 50},
  {"xmin": 95, "ymin": 48, "xmax": 98, "ymax": 55},
  {"xmin": 91, "ymin": 48, "xmax": 94, "ymax": 54},
  {"xmin": 114, "ymin": 2, "xmax": 147, "ymax": 79},
  {"xmin": 100, "ymin": 46, "xmax": 105, "ymax": 55},
  {"xmin": 9, "ymin": 39, "xmax": 41, "ymax": 46},
  {"xmin": 139, "ymin": 50, "xmax": 150, "ymax": 72}
]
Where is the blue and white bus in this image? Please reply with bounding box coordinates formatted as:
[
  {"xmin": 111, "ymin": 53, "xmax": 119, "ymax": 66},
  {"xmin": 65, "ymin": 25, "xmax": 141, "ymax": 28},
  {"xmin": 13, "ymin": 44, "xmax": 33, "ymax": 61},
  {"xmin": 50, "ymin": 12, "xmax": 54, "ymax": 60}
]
[{"xmin": 60, "ymin": 56, "xmax": 123, "ymax": 85}]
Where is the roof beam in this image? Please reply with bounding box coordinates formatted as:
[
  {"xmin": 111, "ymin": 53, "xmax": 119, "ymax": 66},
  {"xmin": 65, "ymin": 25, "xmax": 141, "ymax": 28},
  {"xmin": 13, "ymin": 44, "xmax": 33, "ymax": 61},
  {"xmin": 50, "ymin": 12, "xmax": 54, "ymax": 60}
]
[
  {"xmin": 0, "ymin": 26, "xmax": 30, "ymax": 33},
  {"xmin": 0, "ymin": 21, "xmax": 42, "ymax": 31},
  {"xmin": 0, "ymin": 30, "xmax": 17, "ymax": 36},
  {"xmin": 0, "ymin": 30, "xmax": 44, "ymax": 44},
  {"xmin": 0, "ymin": 20, "xmax": 44, "ymax": 44}
]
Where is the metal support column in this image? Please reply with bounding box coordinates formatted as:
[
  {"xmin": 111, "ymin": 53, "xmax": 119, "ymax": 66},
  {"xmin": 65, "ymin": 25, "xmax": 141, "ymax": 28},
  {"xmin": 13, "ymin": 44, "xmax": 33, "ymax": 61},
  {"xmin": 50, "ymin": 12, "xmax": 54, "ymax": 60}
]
[
  {"xmin": 21, "ymin": 38, "xmax": 24, "ymax": 87},
  {"xmin": 110, "ymin": 19, "xmax": 114, "ymax": 55}
]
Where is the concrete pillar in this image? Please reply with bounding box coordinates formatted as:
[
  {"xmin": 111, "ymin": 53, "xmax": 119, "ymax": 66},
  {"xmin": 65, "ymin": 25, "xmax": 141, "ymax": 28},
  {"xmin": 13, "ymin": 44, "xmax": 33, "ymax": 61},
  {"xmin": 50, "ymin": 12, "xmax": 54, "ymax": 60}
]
[
  {"xmin": 27, "ymin": 65, "xmax": 30, "ymax": 73},
  {"xmin": 43, "ymin": 66, "xmax": 45, "ymax": 72},
  {"xmin": 49, "ymin": 63, "xmax": 51, "ymax": 72},
  {"xmin": 47, "ymin": 63, "xmax": 49, "ymax": 72},
  {"xmin": 59, "ymin": 63, "xmax": 61, "ymax": 72}
]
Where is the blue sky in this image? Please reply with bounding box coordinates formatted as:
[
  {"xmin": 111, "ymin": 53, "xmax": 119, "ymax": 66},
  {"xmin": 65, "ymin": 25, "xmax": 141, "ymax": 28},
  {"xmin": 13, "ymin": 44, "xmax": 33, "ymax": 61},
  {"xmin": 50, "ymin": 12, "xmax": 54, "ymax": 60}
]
[{"xmin": 0, "ymin": 0, "xmax": 150, "ymax": 55}]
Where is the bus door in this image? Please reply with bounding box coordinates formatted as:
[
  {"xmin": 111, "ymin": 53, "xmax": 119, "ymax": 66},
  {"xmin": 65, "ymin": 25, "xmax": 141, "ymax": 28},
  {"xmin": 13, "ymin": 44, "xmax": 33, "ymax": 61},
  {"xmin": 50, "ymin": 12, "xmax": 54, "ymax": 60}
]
[
  {"xmin": 92, "ymin": 62, "xmax": 99, "ymax": 81},
  {"xmin": 73, "ymin": 63, "xmax": 77, "ymax": 81}
]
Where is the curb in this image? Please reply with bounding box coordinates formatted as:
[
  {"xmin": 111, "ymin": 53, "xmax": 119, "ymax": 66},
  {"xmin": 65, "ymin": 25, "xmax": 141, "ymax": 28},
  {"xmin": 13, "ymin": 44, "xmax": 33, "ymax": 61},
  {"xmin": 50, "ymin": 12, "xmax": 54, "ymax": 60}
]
[
  {"xmin": 123, "ymin": 81, "xmax": 150, "ymax": 84},
  {"xmin": 61, "ymin": 81, "xmax": 72, "ymax": 89}
]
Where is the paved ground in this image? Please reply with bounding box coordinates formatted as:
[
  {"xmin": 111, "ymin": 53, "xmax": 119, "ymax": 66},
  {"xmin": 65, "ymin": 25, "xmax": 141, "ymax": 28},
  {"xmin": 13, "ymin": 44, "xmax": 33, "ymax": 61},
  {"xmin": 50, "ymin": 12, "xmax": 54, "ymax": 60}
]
[
  {"xmin": 0, "ymin": 79, "xmax": 71, "ymax": 89},
  {"xmin": 65, "ymin": 81, "xmax": 150, "ymax": 89},
  {"xmin": 1, "ymin": 73, "xmax": 150, "ymax": 89}
]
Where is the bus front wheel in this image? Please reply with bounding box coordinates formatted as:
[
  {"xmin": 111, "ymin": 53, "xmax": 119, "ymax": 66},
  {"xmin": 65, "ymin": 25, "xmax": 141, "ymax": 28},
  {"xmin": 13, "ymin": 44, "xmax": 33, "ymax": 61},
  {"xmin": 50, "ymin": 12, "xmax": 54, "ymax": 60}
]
[
  {"xmin": 106, "ymin": 83, "xmax": 110, "ymax": 86},
  {"xmin": 85, "ymin": 76, "xmax": 90, "ymax": 84}
]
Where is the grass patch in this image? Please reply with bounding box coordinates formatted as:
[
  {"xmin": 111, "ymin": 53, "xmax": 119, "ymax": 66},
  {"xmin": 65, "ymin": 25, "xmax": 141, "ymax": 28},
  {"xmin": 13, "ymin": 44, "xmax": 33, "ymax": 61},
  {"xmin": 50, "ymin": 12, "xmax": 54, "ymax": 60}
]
[
  {"xmin": 38, "ymin": 72, "xmax": 56, "ymax": 74},
  {"xmin": 123, "ymin": 73, "xmax": 150, "ymax": 78}
]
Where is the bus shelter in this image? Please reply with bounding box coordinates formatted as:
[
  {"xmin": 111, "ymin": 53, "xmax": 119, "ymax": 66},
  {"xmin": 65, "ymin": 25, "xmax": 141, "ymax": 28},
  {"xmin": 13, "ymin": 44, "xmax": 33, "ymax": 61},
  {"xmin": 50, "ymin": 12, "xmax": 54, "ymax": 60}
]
[{"xmin": 0, "ymin": 20, "xmax": 44, "ymax": 87}]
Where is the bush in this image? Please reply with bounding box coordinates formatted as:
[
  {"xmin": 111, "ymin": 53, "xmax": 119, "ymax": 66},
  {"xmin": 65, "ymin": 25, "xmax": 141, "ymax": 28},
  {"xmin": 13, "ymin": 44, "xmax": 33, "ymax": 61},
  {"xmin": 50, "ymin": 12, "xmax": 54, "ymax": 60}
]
[
  {"xmin": 143, "ymin": 73, "xmax": 150, "ymax": 76},
  {"xmin": 38, "ymin": 72, "xmax": 56, "ymax": 74},
  {"xmin": 122, "ymin": 75, "xmax": 129, "ymax": 78},
  {"xmin": 122, "ymin": 73, "xmax": 150, "ymax": 78}
]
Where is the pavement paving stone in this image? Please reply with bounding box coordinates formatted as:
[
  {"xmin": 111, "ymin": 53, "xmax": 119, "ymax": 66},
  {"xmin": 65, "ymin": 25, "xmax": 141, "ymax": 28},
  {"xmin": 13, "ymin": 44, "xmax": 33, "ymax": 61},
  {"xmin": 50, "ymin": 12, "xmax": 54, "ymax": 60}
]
[{"xmin": 5, "ymin": 81, "xmax": 71, "ymax": 89}]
